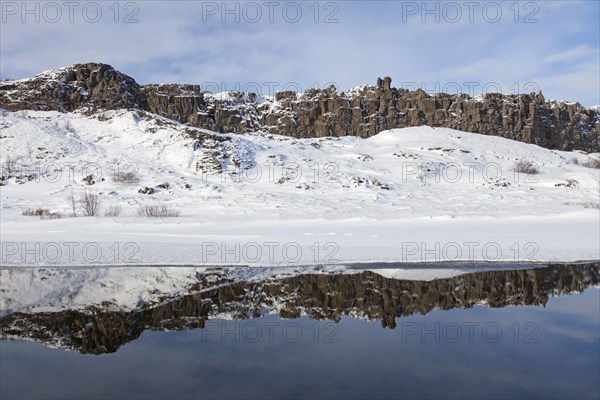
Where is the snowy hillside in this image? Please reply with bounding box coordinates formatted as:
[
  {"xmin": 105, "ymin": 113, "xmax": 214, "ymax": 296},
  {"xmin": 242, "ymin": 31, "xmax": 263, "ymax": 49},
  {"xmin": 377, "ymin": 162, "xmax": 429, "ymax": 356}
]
[{"xmin": 0, "ymin": 107, "xmax": 599, "ymax": 269}]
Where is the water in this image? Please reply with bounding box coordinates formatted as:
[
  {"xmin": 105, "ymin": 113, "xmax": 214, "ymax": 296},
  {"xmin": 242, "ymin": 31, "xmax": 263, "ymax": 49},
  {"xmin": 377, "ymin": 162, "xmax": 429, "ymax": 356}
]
[{"xmin": 1, "ymin": 263, "xmax": 599, "ymax": 399}]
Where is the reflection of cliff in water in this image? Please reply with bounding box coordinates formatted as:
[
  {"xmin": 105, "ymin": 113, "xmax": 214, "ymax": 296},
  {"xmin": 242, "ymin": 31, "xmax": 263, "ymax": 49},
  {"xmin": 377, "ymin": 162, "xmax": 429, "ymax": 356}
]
[{"xmin": 1, "ymin": 263, "xmax": 599, "ymax": 354}]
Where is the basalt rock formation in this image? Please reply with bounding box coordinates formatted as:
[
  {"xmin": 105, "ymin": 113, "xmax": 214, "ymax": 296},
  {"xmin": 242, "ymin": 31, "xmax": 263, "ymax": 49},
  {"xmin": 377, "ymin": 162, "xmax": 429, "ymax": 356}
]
[
  {"xmin": 1, "ymin": 62, "xmax": 598, "ymax": 152},
  {"xmin": 1, "ymin": 262, "xmax": 598, "ymax": 354},
  {"xmin": 0, "ymin": 63, "xmax": 144, "ymax": 111}
]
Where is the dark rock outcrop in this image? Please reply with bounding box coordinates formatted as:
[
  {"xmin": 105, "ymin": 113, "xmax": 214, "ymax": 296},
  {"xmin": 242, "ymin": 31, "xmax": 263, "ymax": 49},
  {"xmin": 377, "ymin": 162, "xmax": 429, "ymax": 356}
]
[
  {"xmin": 0, "ymin": 63, "xmax": 144, "ymax": 111},
  {"xmin": 1, "ymin": 63, "xmax": 598, "ymax": 152},
  {"xmin": 1, "ymin": 262, "xmax": 598, "ymax": 354}
]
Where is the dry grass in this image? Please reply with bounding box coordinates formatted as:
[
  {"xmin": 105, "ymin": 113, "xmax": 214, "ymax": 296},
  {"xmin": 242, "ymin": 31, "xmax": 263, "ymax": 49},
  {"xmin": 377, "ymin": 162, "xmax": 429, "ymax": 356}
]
[
  {"xmin": 582, "ymin": 202, "xmax": 600, "ymax": 209},
  {"xmin": 563, "ymin": 201, "xmax": 600, "ymax": 210},
  {"xmin": 513, "ymin": 160, "xmax": 539, "ymax": 174},
  {"xmin": 22, "ymin": 208, "xmax": 63, "ymax": 219},
  {"xmin": 64, "ymin": 120, "xmax": 75, "ymax": 133},
  {"xmin": 2, "ymin": 155, "xmax": 17, "ymax": 175},
  {"xmin": 581, "ymin": 158, "xmax": 599, "ymax": 169},
  {"xmin": 571, "ymin": 158, "xmax": 600, "ymax": 169},
  {"xmin": 104, "ymin": 205, "xmax": 122, "ymax": 217},
  {"xmin": 113, "ymin": 171, "xmax": 140, "ymax": 184},
  {"xmin": 137, "ymin": 204, "xmax": 180, "ymax": 218}
]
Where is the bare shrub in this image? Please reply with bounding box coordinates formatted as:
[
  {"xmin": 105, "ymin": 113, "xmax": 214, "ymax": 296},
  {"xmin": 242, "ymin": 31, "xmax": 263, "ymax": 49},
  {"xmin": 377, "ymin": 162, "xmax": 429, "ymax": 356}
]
[
  {"xmin": 104, "ymin": 204, "xmax": 122, "ymax": 217},
  {"xmin": 41, "ymin": 211, "xmax": 64, "ymax": 219},
  {"xmin": 570, "ymin": 157, "xmax": 600, "ymax": 169},
  {"xmin": 563, "ymin": 201, "xmax": 600, "ymax": 210},
  {"xmin": 64, "ymin": 119, "xmax": 75, "ymax": 132},
  {"xmin": 23, "ymin": 208, "xmax": 50, "ymax": 216},
  {"xmin": 2, "ymin": 155, "xmax": 17, "ymax": 175},
  {"xmin": 583, "ymin": 159, "xmax": 600, "ymax": 169},
  {"xmin": 114, "ymin": 170, "xmax": 140, "ymax": 184},
  {"xmin": 79, "ymin": 191, "xmax": 101, "ymax": 216},
  {"xmin": 67, "ymin": 191, "xmax": 78, "ymax": 217},
  {"xmin": 513, "ymin": 160, "xmax": 539, "ymax": 174},
  {"xmin": 26, "ymin": 142, "xmax": 33, "ymax": 159},
  {"xmin": 22, "ymin": 208, "xmax": 63, "ymax": 219},
  {"xmin": 137, "ymin": 204, "xmax": 180, "ymax": 218}
]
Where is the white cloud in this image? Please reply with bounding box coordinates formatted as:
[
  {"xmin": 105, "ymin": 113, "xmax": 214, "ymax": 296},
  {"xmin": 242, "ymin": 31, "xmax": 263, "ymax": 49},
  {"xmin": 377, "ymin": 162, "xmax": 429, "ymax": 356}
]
[
  {"xmin": 536, "ymin": 62, "xmax": 600, "ymax": 104},
  {"xmin": 0, "ymin": 1, "xmax": 598, "ymax": 105},
  {"xmin": 543, "ymin": 44, "xmax": 596, "ymax": 64}
]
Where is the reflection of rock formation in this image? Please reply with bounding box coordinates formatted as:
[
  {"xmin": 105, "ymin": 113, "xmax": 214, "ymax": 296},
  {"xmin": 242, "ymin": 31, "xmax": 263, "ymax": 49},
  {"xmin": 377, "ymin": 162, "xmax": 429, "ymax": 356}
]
[
  {"xmin": 1, "ymin": 63, "xmax": 598, "ymax": 152},
  {"xmin": 1, "ymin": 263, "xmax": 598, "ymax": 354}
]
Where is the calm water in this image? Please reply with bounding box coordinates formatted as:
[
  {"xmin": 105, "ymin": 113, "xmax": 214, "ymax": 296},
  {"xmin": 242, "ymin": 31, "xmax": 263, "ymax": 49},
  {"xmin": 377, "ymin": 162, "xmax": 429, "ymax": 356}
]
[{"xmin": 1, "ymin": 264, "xmax": 599, "ymax": 399}]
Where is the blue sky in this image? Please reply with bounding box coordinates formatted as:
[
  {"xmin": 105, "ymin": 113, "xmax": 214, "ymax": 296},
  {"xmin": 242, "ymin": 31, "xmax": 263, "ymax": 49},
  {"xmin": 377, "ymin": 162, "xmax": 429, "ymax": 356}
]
[{"xmin": 1, "ymin": 0, "xmax": 598, "ymax": 105}]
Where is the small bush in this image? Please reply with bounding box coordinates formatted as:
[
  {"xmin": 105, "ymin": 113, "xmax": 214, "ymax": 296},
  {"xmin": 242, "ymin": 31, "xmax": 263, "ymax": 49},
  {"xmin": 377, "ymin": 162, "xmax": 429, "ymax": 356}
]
[
  {"xmin": 23, "ymin": 208, "xmax": 50, "ymax": 216},
  {"xmin": 79, "ymin": 191, "xmax": 101, "ymax": 216},
  {"xmin": 137, "ymin": 204, "xmax": 180, "ymax": 218},
  {"xmin": 2, "ymin": 155, "xmax": 17, "ymax": 175},
  {"xmin": 22, "ymin": 208, "xmax": 63, "ymax": 219},
  {"xmin": 564, "ymin": 201, "xmax": 600, "ymax": 210},
  {"xmin": 25, "ymin": 142, "xmax": 33, "ymax": 159},
  {"xmin": 104, "ymin": 205, "xmax": 122, "ymax": 217},
  {"xmin": 571, "ymin": 158, "xmax": 600, "ymax": 169},
  {"xmin": 64, "ymin": 120, "xmax": 75, "ymax": 132},
  {"xmin": 41, "ymin": 211, "xmax": 64, "ymax": 219},
  {"xmin": 114, "ymin": 171, "xmax": 140, "ymax": 184},
  {"xmin": 513, "ymin": 160, "xmax": 539, "ymax": 174},
  {"xmin": 583, "ymin": 159, "xmax": 600, "ymax": 169},
  {"xmin": 67, "ymin": 192, "xmax": 77, "ymax": 217}
]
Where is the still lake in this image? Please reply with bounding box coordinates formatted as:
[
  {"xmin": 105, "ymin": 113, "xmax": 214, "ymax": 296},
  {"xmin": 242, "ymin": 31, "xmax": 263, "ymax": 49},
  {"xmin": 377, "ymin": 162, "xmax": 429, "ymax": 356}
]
[{"xmin": 1, "ymin": 262, "xmax": 599, "ymax": 399}]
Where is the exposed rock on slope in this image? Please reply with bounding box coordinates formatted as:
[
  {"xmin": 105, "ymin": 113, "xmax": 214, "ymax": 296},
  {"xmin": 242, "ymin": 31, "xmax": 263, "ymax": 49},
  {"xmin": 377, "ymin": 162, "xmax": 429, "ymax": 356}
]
[
  {"xmin": 1, "ymin": 63, "xmax": 598, "ymax": 152},
  {"xmin": 0, "ymin": 63, "xmax": 144, "ymax": 111}
]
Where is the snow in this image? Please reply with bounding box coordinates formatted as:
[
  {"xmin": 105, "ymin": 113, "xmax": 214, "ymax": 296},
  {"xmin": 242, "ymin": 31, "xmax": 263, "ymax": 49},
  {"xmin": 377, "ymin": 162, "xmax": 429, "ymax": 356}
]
[
  {"xmin": 586, "ymin": 105, "xmax": 600, "ymax": 113},
  {"xmin": 15, "ymin": 67, "xmax": 70, "ymax": 83},
  {"xmin": 0, "ymin": 108, "xmax": 598, "ymax": 270},
  {"xmin": 1, "ymin": 108, "xmax": 598, "ymax": 314}
]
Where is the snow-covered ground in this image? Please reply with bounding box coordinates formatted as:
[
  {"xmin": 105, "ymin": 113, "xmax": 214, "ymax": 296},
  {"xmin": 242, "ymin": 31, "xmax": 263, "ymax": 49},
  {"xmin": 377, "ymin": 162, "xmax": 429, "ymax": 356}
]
[
  {"xmin": 0, "ymin": 108, "xmax": 598, "ymax": 268},
  {"xmin": 1, "ymin": 108, "xmax": 599, "ymax": 314}
]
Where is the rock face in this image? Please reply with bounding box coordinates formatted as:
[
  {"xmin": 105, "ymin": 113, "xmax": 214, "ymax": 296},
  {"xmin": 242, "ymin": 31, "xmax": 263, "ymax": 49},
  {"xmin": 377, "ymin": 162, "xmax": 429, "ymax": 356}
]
[
  {"xmin": 1, "ymin": 62, "xmax": 599, "ymax": 152},
  {"xmin": 1, "ymin": 262, "xmax": 598, "ymax": 354},
  {"xmin": 0, "ymin": 63, "xmax": 144, "ymax": 111}
]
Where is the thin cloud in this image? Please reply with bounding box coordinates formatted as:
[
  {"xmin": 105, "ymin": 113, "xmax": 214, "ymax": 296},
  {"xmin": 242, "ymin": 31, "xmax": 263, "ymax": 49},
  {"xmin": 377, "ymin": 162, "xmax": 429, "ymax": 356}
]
[
  {"xmin": 543, "ymin": 45, "xmax": 596, "ymax": 64},
  {"xmin": 1, "ymin": 1, "xmax": 598, "ymax": 105}
]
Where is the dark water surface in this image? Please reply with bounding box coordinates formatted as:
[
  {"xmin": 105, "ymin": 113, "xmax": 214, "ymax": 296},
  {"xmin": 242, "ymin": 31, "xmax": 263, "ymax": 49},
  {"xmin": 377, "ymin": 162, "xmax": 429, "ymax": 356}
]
[{"xmin": 1, "ymin": 263, "xmax": 599, "ymax": 399}]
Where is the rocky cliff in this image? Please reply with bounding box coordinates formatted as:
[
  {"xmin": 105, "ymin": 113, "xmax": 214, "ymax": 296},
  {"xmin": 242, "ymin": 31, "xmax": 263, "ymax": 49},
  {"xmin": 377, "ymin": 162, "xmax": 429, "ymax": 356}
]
[
  {"xmin": 1, "ymin": 63, "xmax": 598, "ymax": 152},
  {"xmin": 2, "ymin": 262, "xmax": 598, "ymax": 354}
]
